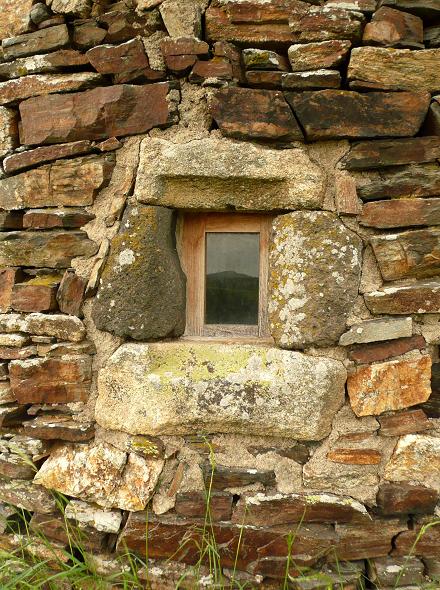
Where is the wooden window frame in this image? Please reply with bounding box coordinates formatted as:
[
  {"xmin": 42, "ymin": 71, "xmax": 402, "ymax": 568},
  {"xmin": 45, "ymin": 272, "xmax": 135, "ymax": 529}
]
[{"xmin": 180, "ymin": 213, "xmax": 272, "ymax": 340}]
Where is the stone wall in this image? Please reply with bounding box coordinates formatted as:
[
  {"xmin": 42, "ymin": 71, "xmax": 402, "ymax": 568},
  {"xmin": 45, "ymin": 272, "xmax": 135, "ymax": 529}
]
[{"xmin": 0, "ymin": 0, "xmax": 439, "ymax": 587}]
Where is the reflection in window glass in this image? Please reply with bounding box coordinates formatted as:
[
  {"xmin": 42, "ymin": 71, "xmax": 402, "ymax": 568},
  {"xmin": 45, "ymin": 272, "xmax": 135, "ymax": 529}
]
[{"xmin": 205, "ymin": 232, "xmax": 259, "ymax": 325}]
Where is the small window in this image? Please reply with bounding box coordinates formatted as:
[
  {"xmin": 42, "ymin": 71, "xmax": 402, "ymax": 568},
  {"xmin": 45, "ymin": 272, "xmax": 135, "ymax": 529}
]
[{"xmin": 181, "ymin": 213, "xmax": 272, "ymax": 339}]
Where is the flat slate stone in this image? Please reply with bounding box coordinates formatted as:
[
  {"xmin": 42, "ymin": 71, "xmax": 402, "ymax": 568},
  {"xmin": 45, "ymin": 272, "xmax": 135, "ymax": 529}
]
[
  {"xmin": 0, "ymin": 231, "xmax": 97, "ymax": 268},
  {"xmin": 1, "ymin": 25, "xmax": 70, "ymax": 60},
  {"xmin": 3, "ymin": 141, "xmax": 93, "ymax": 174},
  {"xmin": 348, "ymin": 335, "xmax": 426, "ymax": 363},
  {"xmin": 348, "ymin": 47, "xmax": 440, "ymax": 92},
  {"xmin": 358, "ymin": 164, "xmax": 440, "ymax": 200},
  {"xmin": 209, "ymin": 87, "xmax": 303, "ymax": 142},
  {"xmin": 269, "ymin": 211, "xmax": 362, "ymax": 348},
  {"xmin": 376, "ymin": 482, "xmax": 439, "ymax": 516},
  {"xmin": 339, "ymin": 317, "xmax": 413, "ymax": 345},
  {"xmin": 286, "ymin": 90, "xmax": 430, "ymax": 140},
  {"xmin": 19, "ymin": 83, "xmax": 176, "ymax": 145},
  {"xmin": 96, "ymin": 342, "xmax": 346, "ymax": 440},
  {"xmin": 288, "ymin": 40, "xmax": 352, "ymax": 72},
  {"xmin": 371, "ymin": 227, "xmax": 440, "ymax": 280},
  {"xmin": 92, "ymin": 204, "xmax": 186, "ymax": 340},
  {"xmin": 134, "ymin": 137, "xmax": 325, "ymax": 210},
  {"xmin": 341, "ymin": 137, "xmax": 440, "ymax": 170}
]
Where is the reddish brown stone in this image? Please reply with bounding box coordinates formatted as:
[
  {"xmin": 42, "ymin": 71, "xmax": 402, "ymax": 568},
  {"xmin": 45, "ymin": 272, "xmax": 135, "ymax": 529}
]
[
  {"xmin": 0, "ymin": 231, "xmax": 97, "ymax": 269},
  {"xmin": 23, "ymin": 209, "xmax": 94, "ymax": 230},
  {"xmin": 87, "ymin": 38, "xmax": 149, "ymax": 75},
  {"xmin": 22, "ymin": 415, "xmax": 95, "ymax": 442},
  {"xmin": 394, "ymin": 518, "xmax": 440, "ymax": 558},
  {"xmin": 202, "ymin": 464, "xmax": 276, "ymax": 490},
  {"xmin": 1, "ymin": 25, "xmax": 70, "ymax": 60},
  {"xmin": 380, "ymin": 1, "xmax": 440, "ymax": 20},
  {"xmin": 0, "ymin": 268, "xmax": 19, "ymax": 313},
  {"xmin": 161, "ymin": 37, "xmax": 209, "ymax": 57},
  {"xmin": 288, "ymin": 40, "xmax": 352, "ymax": 72},
  {"xmin": 30, "ymin": 513, "xmax": 107, "ymax": 552},
  {"xmin": 98, "ymin": 9, "xmax": 162, "ymax": 44},
  {"xmin": 0, "ymin": 478, "xmax": 56, "ymax": 513},
  {"xmin": 245, "ymin": 71, "xmax": 283, "ymax": 89},
  {"xmin": 358, "ymin": 164, "xmax": 440, "ymax": 201},
  {"xmin": 96, "ymin": 137, "xmax": 121, "ymax": 152},
  {"xmin": 0, "ymin": 346, "xmax": 37, "ymax": 360},
  {"xmin": 347, "ymin": 355, "xmax": 432, "ymax": 416},
  {"xmin": 342, "ymin": 137, "xmax": 440, "ymax": 170},
  {"xmin": 9, "ymin": 355, "xmax": 92, "ymax": 404},
  {"xmin": 332, "ymin": 519, "xmax": 407, "ymax": 561},
  {"xmin": 289, "ymin": 6, "xmax": 365, "ymax": 43},
  {"xmin": 379, "ymin": 409, "xmax": 431, "ymax": 437},
  {"xmin": 118, "ymin": 512, "xmax": 336, "ymax": 570},
  {"xmin": 175, "ymin": 492, "xmax": 233, "ymax": 521},
  {"xmin": 72, "ymin": 20, "xmax": 107, "ymax": 49},
  {"xmin": 113, "ymin": 67, "xmax": 166, "ymax": 84},
  {"xmin": 12, "ymin": 278, "xmax": 60, "ymax": 313},
  {"xmin": 163, "ymin": 54, "xmax": 197, "ymax": 73},
  {"xmin": 348, "ymin": 335, "xmax": 426, "ymax": 364},
  {"xmin": 189, "ymin": 58, "xmax": 233, "ymax": 84},
  {"xmin": 0, "ymin": 212, "xmax": 23, "ymax": 230},
  {"xmin": 327, "ymin": 448, "xmax": 382, "ymax": 465},
  {"xmin": 335, "ymin": 173, "xmax": 362, "ymax": 215},
  {"xmin": 56, "ymin": 270, "xmax": 85, "ymax": 317},
  {"xmin": 38, "ymin": 15, "xmax": 66, "ymax": 29},
  {"xmin": 371, "ymin": 227, "xmax": 440, "ymax": 281},
  {"xmin": 3, "ymin": 141, "xmax": 93, "ymax": 174},
  {"xmin": 19, "ymin": 83, "xmax": 175, "ymax": 145},
  {"xmin": 365, "ymin": 280, "xmax": 440, "ymax": 314},
  {"xmin": 286, "ymin": 90, "xmax": 430, "ymax": 140},
  {"xmin": 361, "ymin": 198, "xmax": 440, "ymax": 229},
  {"xmin": 232, "ymin": 493, "xmax": 369, "ymax": 526},
  {"xmin": 363, "ymin": 6, "xmax": 424, "ymax": 48},
  {"xmin": 210, "ymin": 87, "xmax": 303, "ymax": 142},
  {"xmin": 282, "ymin": 70, "xmax": 341, "ymax": 90}
]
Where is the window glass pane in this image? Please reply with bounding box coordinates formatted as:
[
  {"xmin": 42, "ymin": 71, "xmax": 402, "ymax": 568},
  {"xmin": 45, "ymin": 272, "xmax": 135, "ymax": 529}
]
[{"xmin": 205, "ymin": 232, "xmax": 259, "ymax": 325}]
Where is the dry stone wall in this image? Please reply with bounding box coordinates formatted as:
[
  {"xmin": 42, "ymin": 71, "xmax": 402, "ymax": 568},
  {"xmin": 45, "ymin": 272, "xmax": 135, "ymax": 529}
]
[{"xmin": 0, "ymin": 0, "xmax": 439, "ymax": 587}]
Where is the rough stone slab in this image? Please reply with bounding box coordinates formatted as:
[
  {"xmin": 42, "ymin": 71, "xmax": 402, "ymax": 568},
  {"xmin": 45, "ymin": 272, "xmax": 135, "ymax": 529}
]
[
  {"xmin": 282, "ymin": 70, "xmax": 341, "ymax": 90},
  {"xmin": 377, "ymin": 482, "xmax": 439, "ymax": 516},
  {"xmin": 0, "ymin": 107, "xmax": 18, "ymax": 158},
  {"xmin": 341, "ymin": 137, "xmax": 440, "ymax": 170},
  {"xmin": 0, "ymin": 154, "xmax": 114, "ymax": 210},
  {"xmin": 0, "ymin": 268, "xmax": 18, "ymax": 313},
  {"xmin": 268, "ymin": 211, "xmax": 362, "ymax": 349},
  {"xmin": 175, "ymin": 492, "xmax": 233, "ymax": 521},
  {"xmin": 242, "ymin": 48, "xmax": 288, "ymax": 71},
  {"xmin": 22, "ymin": 415, "xmax": 94, "ymax": 441},
  {"xmin": 333, "ymin": 519, "xmax": 407, "ymax": 561},
  {"xmin": 378, "ymin": 409, "xmax": 431, "ymax": 437},
  {"xmin": 29, "ymin": 512, "xmax": 107, "ymax": 553},
  {"xmin": 50, "ymin": 0, "xmax": 92, "ymax": 17},
  {"xmin": 3, "ymin": 141, "xmax": 93, "ymax": 174},
  {"xmin": 12, "ymin": 279, "xmax": 59, "ymax": 313},
  {"xmin": 358, "ymin": 164, "xmax": 440, "ymax": 201},
  {"xmin": 349, "ymin": 335, "xmax": 426, "ymax": 364},
  {"xmin": 0, "ymin": 73, "xmax": 104, "ymax": 106},
  {"xmin": 326, "ymin": 0, "xmax": 377, "ymax": 11},
  {"xmin": 0, "ymin": 231, "xmax": 97, "ymax": 268},
  {"xmin": 369, "ymin": 557, "xmax": 424, "ymax": 587},
  {"xmin": 0, "ymin": 479, "xmax": 56, "ymax": 514},
  {"xmin": 0, "ymin": 312, "xmax": 86, "ymax": 341},
  {"xmin": 289, "ymin": 6, "xmax": 365, "ymax": 42},
  {"xmin": 232, "ymin": 493, "xmax": 369, "ymax": 526},
  {"xmin": 371, "ymin": 228, "xmax": 440, "ymax": 280},
  {"xmin": 0, "ymin": 333, "xmax": 29, "ymax": 347},
  {"xmin": 0, "ymin": 211, "xmax": 22, "ymax": 230},
  {"xmin": 287, "ymin": 90, "xmax": 429, "ymax": 140},
  {"xmin": 209, "ymin": 87, "xmax": 303, "ymax": 142},
  {"xmin": 9, "ymin": 355, "xmax": 92, "ymax": 404},
  {"xmin": 96, "ymin": 342, "xmax": 346, "ymax": 440},
  {"xmin": 339, "ymin": 317, "xmax": 412, "ymax": 346},
  {"xmin": 365, "ymin": 280, "xmax": 440, "ymax": 314},
  {"xmin": 348, "ymin": 47, "xmax": 440, "ymax": 92},
  {"xmin": 347, "ymin": 354, "xmax": 432, "ymax": 416},
  {"xmin": 394, "ymin": 517, "xmax": 440, "ymax": 559},
  {"xmin": 202, "ymin": 463, "xmax": 275, "ymax": 490},
  {"xmin": 361, "ymin": 199, "xmax": 440, "ymax": 229},
  {"xmin": 87, "ymin": 38, "xmax": 149, "ymax": 75},
  {"xmin": 384, "ymin": 434, "xmax": 440, "ymax": 490},
  {"xmin": 0, "ymin": 50, "xmax": 89, "ymax": 81},
  {"xmin": 380, "ymin": 0, "xmax": 440, "ymax": 19},
  {"xmin": 0, "ymin": 452, "xmax": 35, "ymax": 479},
  {"xmin": 64, "ymin": 500, "xmax": 122, "ymax": 533},
  {"xmin": 19, "ymin": 83, "xmax": 175, "ymax": 145},
  {"xmin": 327, "ymin": 448, "xmax": 382, "ymax": 465},
  {"xmin": 0, "ymin": 0, "xmax": 33, "ymax": 40},
  {"xmin": 92, "ymin": 204, "xmax": 186, "ymax": 340},
  {"xmin": 35, "ymin": 442, "xmax": 164, "ymax": 511},
  {"xmin": 23, "ymin": 208, "xmax": 94, "ymax": 230},
  {"xmin": 288, "ymin": 40, "xmax": 351, "ymax": 72},
  {"xmin": 56, "ymin": 270, "xmax": 85, "ymax": 316},
  {"xmin": 0, "ymin": 346, "xmax": 37, "ymax": 360},
  {"xmin": 2, "ymin": 25, "xmax": 70, "ymax": 60},
  {"xmin": 363, "ymin": 7, "xmax": 423, "ymax": 48},
  {"xmin": 134, "ymin": 137, "xmax": 325, "ymax": 210}
]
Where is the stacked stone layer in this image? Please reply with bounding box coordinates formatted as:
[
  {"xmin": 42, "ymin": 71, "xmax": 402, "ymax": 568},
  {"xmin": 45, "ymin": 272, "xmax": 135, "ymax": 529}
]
[{"xmin": 0, "ymin": 0, "xmax": 439, "ymax": 587}]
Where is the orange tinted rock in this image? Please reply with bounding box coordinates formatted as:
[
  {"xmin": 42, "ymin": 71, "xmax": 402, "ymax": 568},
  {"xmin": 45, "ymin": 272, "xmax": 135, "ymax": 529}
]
[
  {"xmin": 3, "ymin": 141, "xmax": 93, "ymax": 174},
  {"xmin": 394, "ymin": 517, "xmax": 440, "ymax": 558},
  {"xmin": 189, "ymin": 58, "xmax": 233, "ymax": 84},
  {"xmin": 348, "ymin": 335, "xmax": 426, "ymax": 364},
  {"xmin": 0, "ymin": 268, "xmax": 19, "ymax": 313},
  {"xmin": 9, "ymin": 355, "xmax": 92, "ymax": 404},
  {"xmin": 19, "ymin": 83, "xmax": 176, "ymax": 145},
  {"xmin": 377, "ymin": 482, "xmax": 439, "ymax": 516},
  {"xmin": 378, "ymin": 409, "xmax": 431, "ymax": 437},
  {"xmin": 87, "ymin": 38, "xmax": 149, "ymax": 75},
  {"xmin": 347, "ymin": 355, "xmax": 432, "ymax": 416},
  {"xmin": 363, "ymin": 7, "xmax": 423, "ymax": 48},
  {"xmin": 0, "ymin": 0, "xmax": 33, "ymax": 39},
  {"xmin": 365, "ymin": 280, "xmax": 440, "ymax": 315},
  {"xmin": 333, "ymin": 519, "xmax": 407, "ymax": 561},
  {"xmin": 360, "ymin": 198, "xmax": 440, "ymax": 229},
  {"xmin": 23, "ymin": 209, "xmax": 94, "ymax": 230},
  {"xmin": 327, "ymin": 448, "xmax": 382, "ymax": 465},
  {"xmin": 12, "ymin": 278, "xmax": 60, "ymax": 312},
  {"xmin": 23, "ymin": 415, "xmax": 94, "ymax": 442},
  {"xmin": 288, "ymin": 40, "xmax": 351, "ymax": 72},
  {"xmin": 56, "ymin": 270, "xmax": 85, "ymax": 316},
  {"xmin": 161, "ymin": 36, "xmax": 209, "ymax": 56},
  {"xmin": 384, "ymin": 434, "xmax": 440, "ymax": 490},
  {"xmin": 175, "ymin": 492, "xmax": 233, "ymax": 521}
]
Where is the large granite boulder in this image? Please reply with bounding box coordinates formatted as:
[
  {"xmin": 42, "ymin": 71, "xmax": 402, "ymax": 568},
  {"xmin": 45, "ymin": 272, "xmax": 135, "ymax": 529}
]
[
  {"xmin": 96, "ymin": 342, "xmax": 347, "ymax": 440},
  {"xmin": 268, "ymin": 211, "xmax": 362, "ymax": 349},
  {"xmin": 92, "ymin": 203, "xmax": 186, "ymax": 340}
]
